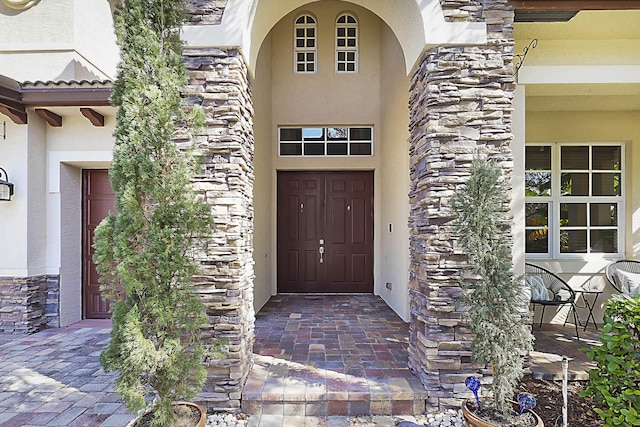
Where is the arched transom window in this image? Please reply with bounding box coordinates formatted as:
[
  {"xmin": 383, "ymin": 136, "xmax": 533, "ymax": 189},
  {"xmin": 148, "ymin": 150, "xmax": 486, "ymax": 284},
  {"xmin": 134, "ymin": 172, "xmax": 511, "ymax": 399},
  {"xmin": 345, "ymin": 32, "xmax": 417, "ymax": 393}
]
[
  {"xmin": 335, "ymin": 13, "xmax": 358, "ymax": 73},
  {"xmin": 294, "ymin": 14, "xmax": 317, "ymax": 73}
]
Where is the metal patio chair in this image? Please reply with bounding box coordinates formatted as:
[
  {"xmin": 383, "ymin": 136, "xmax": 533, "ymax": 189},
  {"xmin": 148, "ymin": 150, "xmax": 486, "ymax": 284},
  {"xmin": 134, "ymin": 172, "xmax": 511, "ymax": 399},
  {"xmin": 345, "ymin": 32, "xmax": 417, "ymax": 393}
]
[
  {"xmin": 605, "ymin": 259, "xmax": 640, "ymax": 295},
  {"xmin": 525, "ymin": 263, "xmax": 580, "ymax": 339}
]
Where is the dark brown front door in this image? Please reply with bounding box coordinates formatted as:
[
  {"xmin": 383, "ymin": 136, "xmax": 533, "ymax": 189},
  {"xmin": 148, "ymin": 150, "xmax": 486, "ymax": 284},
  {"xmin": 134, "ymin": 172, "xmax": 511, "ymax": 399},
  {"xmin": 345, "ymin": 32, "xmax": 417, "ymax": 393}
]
[
  {"xmin": 277, "ymin": 171, "xmax": 373, "ymax": 293},
  {"xmin": 83, "ymin": 169, "xmax": 116, "ymax": 318}
]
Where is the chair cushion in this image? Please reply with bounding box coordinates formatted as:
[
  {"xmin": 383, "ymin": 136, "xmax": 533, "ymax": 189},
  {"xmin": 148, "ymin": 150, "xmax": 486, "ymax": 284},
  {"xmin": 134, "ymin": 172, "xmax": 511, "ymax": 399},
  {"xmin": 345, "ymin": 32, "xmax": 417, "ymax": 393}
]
[
  {"xmin": 526, "ymin": 275, "xmax": 550, "ymax": 301},
  {"xmin": 615, "ymin": 270, "xmax": 640, "ymax": 296}
]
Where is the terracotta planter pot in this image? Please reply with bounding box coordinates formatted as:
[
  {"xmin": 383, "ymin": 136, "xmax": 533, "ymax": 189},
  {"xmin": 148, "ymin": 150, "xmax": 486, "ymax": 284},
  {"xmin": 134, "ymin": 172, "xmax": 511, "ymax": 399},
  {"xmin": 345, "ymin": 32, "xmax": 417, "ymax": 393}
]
[
  {"xmin": 462, "ymin": 399, "xmax": 544, "ymax": 427},
  {"xmin": 134, "ymin": 401, "xmax": 206, "ymax": 427}
]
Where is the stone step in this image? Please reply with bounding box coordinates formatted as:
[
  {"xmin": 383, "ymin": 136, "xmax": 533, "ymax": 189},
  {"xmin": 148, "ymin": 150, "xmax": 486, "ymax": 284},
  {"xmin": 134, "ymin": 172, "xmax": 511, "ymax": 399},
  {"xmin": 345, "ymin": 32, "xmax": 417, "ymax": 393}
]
[{"xmin": 241, "ymin": 359, "xmax": 429, "ymax": 416}]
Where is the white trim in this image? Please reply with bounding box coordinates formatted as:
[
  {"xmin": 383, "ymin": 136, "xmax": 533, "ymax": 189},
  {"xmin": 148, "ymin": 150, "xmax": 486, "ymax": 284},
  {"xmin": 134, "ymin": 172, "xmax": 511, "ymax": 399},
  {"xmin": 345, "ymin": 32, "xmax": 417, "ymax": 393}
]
[
  {"xmin": 48, "ymin": 151, "xmax": 113, "ymax": 193},
  {"xmin": 519, "ymin": 65, "xmax": 640, "ymax": 85}
]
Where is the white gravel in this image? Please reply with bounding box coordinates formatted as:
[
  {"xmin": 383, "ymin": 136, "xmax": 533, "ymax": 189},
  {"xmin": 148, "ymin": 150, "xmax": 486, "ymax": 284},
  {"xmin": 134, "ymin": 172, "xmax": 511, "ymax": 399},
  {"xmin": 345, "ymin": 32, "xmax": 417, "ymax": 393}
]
[{"xmin": 203, "ymin": 409, "xmax": 465, "ymax": 426}]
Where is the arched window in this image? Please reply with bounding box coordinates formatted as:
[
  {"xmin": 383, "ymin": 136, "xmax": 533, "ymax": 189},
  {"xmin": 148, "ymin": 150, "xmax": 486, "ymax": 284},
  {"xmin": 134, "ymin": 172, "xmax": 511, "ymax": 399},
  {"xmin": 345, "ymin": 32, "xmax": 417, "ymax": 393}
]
[
  {"xmin": 294, "ymin": 14, "xmax": 317, "ymax": 73},
  {"xmin": 335, "ymin": 13, "xmax": 358, "ymax": 73}
]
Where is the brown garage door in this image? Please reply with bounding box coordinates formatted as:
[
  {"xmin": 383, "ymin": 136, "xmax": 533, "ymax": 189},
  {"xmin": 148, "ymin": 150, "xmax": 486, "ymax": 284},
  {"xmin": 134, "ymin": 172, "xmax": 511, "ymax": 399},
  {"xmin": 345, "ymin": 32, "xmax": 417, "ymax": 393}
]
[
  {"xmin": 277, "ymin": 171, "xmax": 373, "ymax": 293},
  {"xmin": 83, "ymin": 170, "xmax": 116, "ymax": 319}
]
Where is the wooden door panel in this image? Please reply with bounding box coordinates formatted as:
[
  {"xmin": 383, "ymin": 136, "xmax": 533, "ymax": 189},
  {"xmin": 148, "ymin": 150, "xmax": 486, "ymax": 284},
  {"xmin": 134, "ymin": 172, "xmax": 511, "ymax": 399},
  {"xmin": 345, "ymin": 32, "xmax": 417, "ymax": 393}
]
[
  {"xmin": 278, "ymin": 171, "xmax": 373, "ymax": 293},
  {"xmin": 83, "ymin": 170, "xmax": 116, "ymax": 319}
]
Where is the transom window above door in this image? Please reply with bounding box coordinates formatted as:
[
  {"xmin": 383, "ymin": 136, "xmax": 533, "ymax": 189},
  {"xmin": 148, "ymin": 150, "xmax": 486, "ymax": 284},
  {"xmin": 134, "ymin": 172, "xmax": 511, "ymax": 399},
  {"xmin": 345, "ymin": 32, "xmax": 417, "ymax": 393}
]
[
  {"xmin": 525, "ymin": 143, "xmax": 624, "ymax": 257},
  {"xmin": 279, "ymin": 126, "xmax": 373, "ymax": 156}
]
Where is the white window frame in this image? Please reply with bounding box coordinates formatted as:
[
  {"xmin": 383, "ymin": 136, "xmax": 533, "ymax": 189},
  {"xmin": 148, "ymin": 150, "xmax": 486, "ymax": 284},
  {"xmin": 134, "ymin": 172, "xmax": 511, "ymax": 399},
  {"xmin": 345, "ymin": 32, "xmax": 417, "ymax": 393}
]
[
  {"xmin": 525, "ymin": 142, "xmax": 625, "ymax": 259},
  {"xmin": 278, "ymin": 126, "xmax": 374, "ymax": 157},
  {"xmin": 335, "ymin": 13, "xmax": 358, "ymax": 74},
  {"xmin": 294, "ymin": 14, "xmax": 317, "ymax": 74}
]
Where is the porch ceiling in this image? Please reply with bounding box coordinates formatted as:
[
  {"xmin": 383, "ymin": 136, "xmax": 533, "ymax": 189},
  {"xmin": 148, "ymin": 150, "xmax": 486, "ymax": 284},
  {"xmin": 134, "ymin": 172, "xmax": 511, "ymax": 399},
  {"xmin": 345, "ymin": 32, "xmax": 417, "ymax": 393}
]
[{"xmin": 525, "ymin": 83, "xmax": 640, "ymax": 112}]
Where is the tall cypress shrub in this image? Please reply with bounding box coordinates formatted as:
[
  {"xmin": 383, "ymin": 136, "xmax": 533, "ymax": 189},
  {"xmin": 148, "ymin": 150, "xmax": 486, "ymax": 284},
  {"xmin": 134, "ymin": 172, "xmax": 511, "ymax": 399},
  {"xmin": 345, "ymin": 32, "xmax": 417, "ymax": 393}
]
[
  {"xmin": 93, "ymin": 0, "xmax": 211, "ymax": 425},
  {"xmin": 451, "ymin": 156, "xmax": 533, "ymax": 416}
]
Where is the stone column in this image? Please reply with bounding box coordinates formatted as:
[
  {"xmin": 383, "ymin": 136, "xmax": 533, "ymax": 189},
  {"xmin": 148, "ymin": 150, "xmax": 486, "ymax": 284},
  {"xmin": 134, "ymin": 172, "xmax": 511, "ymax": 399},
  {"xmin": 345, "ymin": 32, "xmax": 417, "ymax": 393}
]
[
  {"xmin": 183, "ymin": 47, "xmax": 255, "ymax": 413},
  {"xmin": 407, "ymin": 0, "xmax": 516, "ymax": 411}
]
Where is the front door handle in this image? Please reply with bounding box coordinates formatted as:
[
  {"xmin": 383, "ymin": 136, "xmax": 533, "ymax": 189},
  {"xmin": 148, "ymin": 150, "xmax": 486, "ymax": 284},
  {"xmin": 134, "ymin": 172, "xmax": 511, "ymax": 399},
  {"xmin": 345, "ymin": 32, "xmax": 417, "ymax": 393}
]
[{"xmin": 319, "ymin": 246, "xmax": 325, "ymax": 264}]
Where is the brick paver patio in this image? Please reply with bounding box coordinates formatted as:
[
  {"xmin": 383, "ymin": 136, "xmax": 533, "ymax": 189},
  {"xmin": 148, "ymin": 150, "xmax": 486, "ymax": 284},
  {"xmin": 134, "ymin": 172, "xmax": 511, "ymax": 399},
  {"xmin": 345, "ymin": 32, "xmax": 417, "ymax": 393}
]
[{"xmin": 0, "ymin": 295, "xmax": 600, "ymax": 426}]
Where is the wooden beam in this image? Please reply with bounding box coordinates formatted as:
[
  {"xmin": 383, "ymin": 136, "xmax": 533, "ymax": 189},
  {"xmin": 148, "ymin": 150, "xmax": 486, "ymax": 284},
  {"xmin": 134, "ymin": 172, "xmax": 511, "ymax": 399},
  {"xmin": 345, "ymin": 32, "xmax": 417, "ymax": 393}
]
[
  {"xmin": 0, "ymin": 106, "xmax": 27, "ymax": 124},
  {"xmin": 0, "ymin": 100, "xmax": 27, "ymax": 124},
  {"xmin": 509, "ymin": 0, "xmax": 640, "ymax": 11},
  {"xmin": 80, "ymin": 108, "xmax": 105, "ymax": 127},
  {"xmin": 35, "ymin": 108, "xmax": 62, "ymax": 127}
]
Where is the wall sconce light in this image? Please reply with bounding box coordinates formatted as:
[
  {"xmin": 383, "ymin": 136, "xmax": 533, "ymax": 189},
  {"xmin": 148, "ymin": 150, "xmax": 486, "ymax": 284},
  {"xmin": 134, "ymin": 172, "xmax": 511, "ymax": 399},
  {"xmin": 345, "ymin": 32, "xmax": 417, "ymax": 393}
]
[{"xmin": 0, "ymin": 168, "xmax": 15, "ymax": 201}]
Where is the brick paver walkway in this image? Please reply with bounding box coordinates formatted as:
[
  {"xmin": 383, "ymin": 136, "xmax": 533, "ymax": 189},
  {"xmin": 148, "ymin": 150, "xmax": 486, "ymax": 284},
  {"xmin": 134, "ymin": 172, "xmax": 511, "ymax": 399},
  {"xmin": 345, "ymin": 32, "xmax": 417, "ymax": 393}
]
[
  {"xmin": 0, "ymin": 320, "xmax": 135, "ymax": 427},
  {"xmin": 0, "ymin": 298, "xmax": 601, "ymax": 427}
]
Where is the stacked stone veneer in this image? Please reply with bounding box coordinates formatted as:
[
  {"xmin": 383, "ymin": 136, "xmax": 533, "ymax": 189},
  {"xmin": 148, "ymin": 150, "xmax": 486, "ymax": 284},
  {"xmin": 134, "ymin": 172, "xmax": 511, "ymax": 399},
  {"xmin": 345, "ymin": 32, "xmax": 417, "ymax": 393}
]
[
  {"xmin": 182, "ymin": 47, "xmax": 255, "ymax": 413},
  {"xmin": 0, "ymin": 275, "xmax": 59, "ymax": 334},
  {"xmin": 407, "ymin": 0, "xmax": 516, "ymax": 411}
]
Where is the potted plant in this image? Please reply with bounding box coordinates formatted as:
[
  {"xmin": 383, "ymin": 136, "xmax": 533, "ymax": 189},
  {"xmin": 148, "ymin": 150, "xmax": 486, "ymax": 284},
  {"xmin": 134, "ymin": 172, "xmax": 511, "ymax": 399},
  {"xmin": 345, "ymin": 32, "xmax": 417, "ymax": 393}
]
[
  {"xmin": 93, "ymin": 0, "xmax": 212, "ymax": 425},
  {"xmin": 451, "ymin": 156, "xmax": 541, "ymax": 426}
]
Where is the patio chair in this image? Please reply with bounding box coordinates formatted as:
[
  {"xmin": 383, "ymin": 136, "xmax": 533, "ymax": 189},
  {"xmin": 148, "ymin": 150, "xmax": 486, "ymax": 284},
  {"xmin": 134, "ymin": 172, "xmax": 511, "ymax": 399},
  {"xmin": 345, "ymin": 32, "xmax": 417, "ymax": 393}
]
[
  {"xmin": 605, "ymin": 260, "xmax": 640, "ymax": 295},
  {"xmin": 525, "ymin": 263, "xmax": 580, "ymax": 339}
]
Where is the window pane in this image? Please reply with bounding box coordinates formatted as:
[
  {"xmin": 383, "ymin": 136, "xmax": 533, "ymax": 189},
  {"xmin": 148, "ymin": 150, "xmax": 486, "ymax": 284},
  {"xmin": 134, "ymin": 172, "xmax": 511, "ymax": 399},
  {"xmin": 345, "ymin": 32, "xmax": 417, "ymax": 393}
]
[
  {"xmin": 327, "ymin": 143, "xmax": 348, "ymax": 155},
  {"xmin": 296, "ymin": 28, "xmax": 305, "ymax": 38},
  {"xmin": 350, "ymin": 143, "xmax": 371, "ymax": 155},
  {"xmin": 590, "ymin": 203, "xmax": 617, "ymax": 226},
  {"xmin": 350, "ymin": 128, "xmax": 372, "ymax": 140},
  {"xmin": 306, "ymin": 63, "xmax": 314, "ymax": 72},
  {"xmin": 525, "ymin": 146, "xmax": 551, "ymax": 170},
  {"xmin": 296, "ymin": 39, "xmax": 305, "ymax": 48},
  {"xmin": 526, "ymin": 231, "xmax": 548, "ymax": 254},
  {"xmin": 560, "ymin": 203, "xmax": 587, "ymax": 227},
  {"xmin": 304, "ymin": 142, "xmax": 325, "ymax": 156},
  {"xmin": 525, "ymin": 172, "xmax": 551, "ymax": 196},
  {"xmin": 561, "ymin": 173, "xmax": 589, "ymax": 196},
  {"xmin": 338, "ymin": 63, "xmax": 345, "ymax": 71},
  {"xmin": 297, "ymin": 52, "xmax": 305, "ymax": 62},
  {"xmin": 347, "ymin": 63, "xmax": 355, "ymax": 72},
  {"xmin": 561, "ymin": 146, "xmax": 589, "ymax": 169},
  {"xmin": 590, "ymin": 230, "xmax": 618, "ymax": 253},
  {"xmin": 593, "ymin": 173, "xmax": 620, "ymax": 196},
  {"xmin": 593, "ymin": 146, "xmax": 621, "ymax": 170},
  {"xmin": 303, "ymin": 128, "xmax": 324, "ymax": 140},
  {"xmin": 560, "ymin": 230, "xmax": 587, "ymax": 253},
  {"xmin": 526, "ymin": 203, "xmax": 548, "ymax": 227},
  {"xmin": 348, "ymin": 28, "xmax": 356, "ymax": 37},
  {"xmin": 337, "ymin": 39, "xmax": 346, "ymax": 47},
  {"xmin": 307, "ymin": 28, "xmax": 315, "ymax": 37},
  {"xmin": 307, "ymin": 39, "xmax": 315, "ymax": 48},
  {"xmin": 296, "ymin": 16, "xmax": 305, "ymax": 24},
  {"xmin": 337, "ymin": 16, "xmax": 346, "ymax": 24},
  {"xmin": 280, "ymin": 128, "xmax": 302, "ymax": 141},
  {"xmin": 347, "ymin": 39, "xmax": 356, "ymax": 47},
  {"xmin": 280, "ymin": 143, "xmax": 302, "ymax": 156},
  {"xmin": 337, "ymin": 28, "xmax": 345, "ymax": 37},
  {"xmin": 327, "ymin": 128, "xmax": 348, "ymax": 140}
]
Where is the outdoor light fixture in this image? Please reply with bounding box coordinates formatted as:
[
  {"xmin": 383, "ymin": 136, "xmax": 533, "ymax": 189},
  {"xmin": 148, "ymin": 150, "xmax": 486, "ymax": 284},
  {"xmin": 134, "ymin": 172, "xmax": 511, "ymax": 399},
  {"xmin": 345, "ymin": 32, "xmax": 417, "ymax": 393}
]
[{"xmin": 0, "ymin": 168, "xmax": 15, "ymax": 201}]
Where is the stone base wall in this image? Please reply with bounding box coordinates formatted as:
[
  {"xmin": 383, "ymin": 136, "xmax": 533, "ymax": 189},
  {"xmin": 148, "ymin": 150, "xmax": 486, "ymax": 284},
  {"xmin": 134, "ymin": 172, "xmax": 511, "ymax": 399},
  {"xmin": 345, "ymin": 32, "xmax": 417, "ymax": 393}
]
[
  {"xmin": 407, "ymin": 0, "xmax": 516, "ymax": 411},
  {"xmin": 183, "ymin": 47, "xmax": 255, "ymax": 413},
  {"xmin": 0, "ymin": 275, "xmax": 59, "ymax": 334}
]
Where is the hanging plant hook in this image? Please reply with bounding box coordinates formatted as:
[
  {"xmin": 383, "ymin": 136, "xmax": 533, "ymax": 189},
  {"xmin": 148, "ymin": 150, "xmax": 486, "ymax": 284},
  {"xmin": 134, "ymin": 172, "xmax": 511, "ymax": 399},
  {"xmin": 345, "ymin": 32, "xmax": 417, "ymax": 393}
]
[{"xmin": 514, "ymin": 39, "xmax": 538, "ymax": 78}]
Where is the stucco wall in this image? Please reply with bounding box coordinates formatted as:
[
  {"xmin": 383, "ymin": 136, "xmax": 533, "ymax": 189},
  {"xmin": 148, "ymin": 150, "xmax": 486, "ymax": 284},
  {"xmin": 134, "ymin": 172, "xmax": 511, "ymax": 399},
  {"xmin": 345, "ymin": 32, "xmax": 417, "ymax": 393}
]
[
  {"xmin": 252, "ymin": 1, "xmax": 413, "ymax": 320},
  {"xmin": 525, "ymin": 110, "xmax": 640, "ymax": 323},
  {"xmin": 0, "ymin": 0, "xmax": 118, "ymax": 81}
]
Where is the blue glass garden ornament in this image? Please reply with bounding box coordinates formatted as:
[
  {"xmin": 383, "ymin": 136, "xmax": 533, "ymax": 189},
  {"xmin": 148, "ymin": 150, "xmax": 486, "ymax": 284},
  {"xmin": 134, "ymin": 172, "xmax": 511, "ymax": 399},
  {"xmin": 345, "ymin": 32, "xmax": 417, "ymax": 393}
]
[
  {"xmin": 517, "ymin": 392, "xmax": 536, "ymax": 416},
  {"xmin": 465, "ymin": 376, "xmax": 481, "ymax": 410}
]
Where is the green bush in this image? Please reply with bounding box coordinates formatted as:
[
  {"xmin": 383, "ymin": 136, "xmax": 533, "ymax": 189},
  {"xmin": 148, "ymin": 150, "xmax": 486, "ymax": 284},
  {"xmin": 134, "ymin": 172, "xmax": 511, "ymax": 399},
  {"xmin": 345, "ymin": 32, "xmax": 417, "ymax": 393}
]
[
  {"xmin": 582, "ymin": 294, "xmax": 640, "ymax": 426},
  {"xmin": 451, "ymin": 156, "xmax": 533, "ymax": 416}
]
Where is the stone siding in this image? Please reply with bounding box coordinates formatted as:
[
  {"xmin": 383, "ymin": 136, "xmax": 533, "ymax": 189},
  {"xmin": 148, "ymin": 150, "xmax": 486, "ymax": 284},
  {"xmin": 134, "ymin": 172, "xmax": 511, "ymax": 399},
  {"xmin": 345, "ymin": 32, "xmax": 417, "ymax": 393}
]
[
  {"xmin": 183, "ymin": 47, "xmax": 256, "ymax": 413},
  {"xmin": 186, "ymin": 0, "xmax": 227, "ymax": 25},
  {"xmin": 0, "ymin": 275, "xmax": 59, "ymax": 334},
  {"xmin": 407, "ymin": 0, "xmax": 516, "ymax": 411}
]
